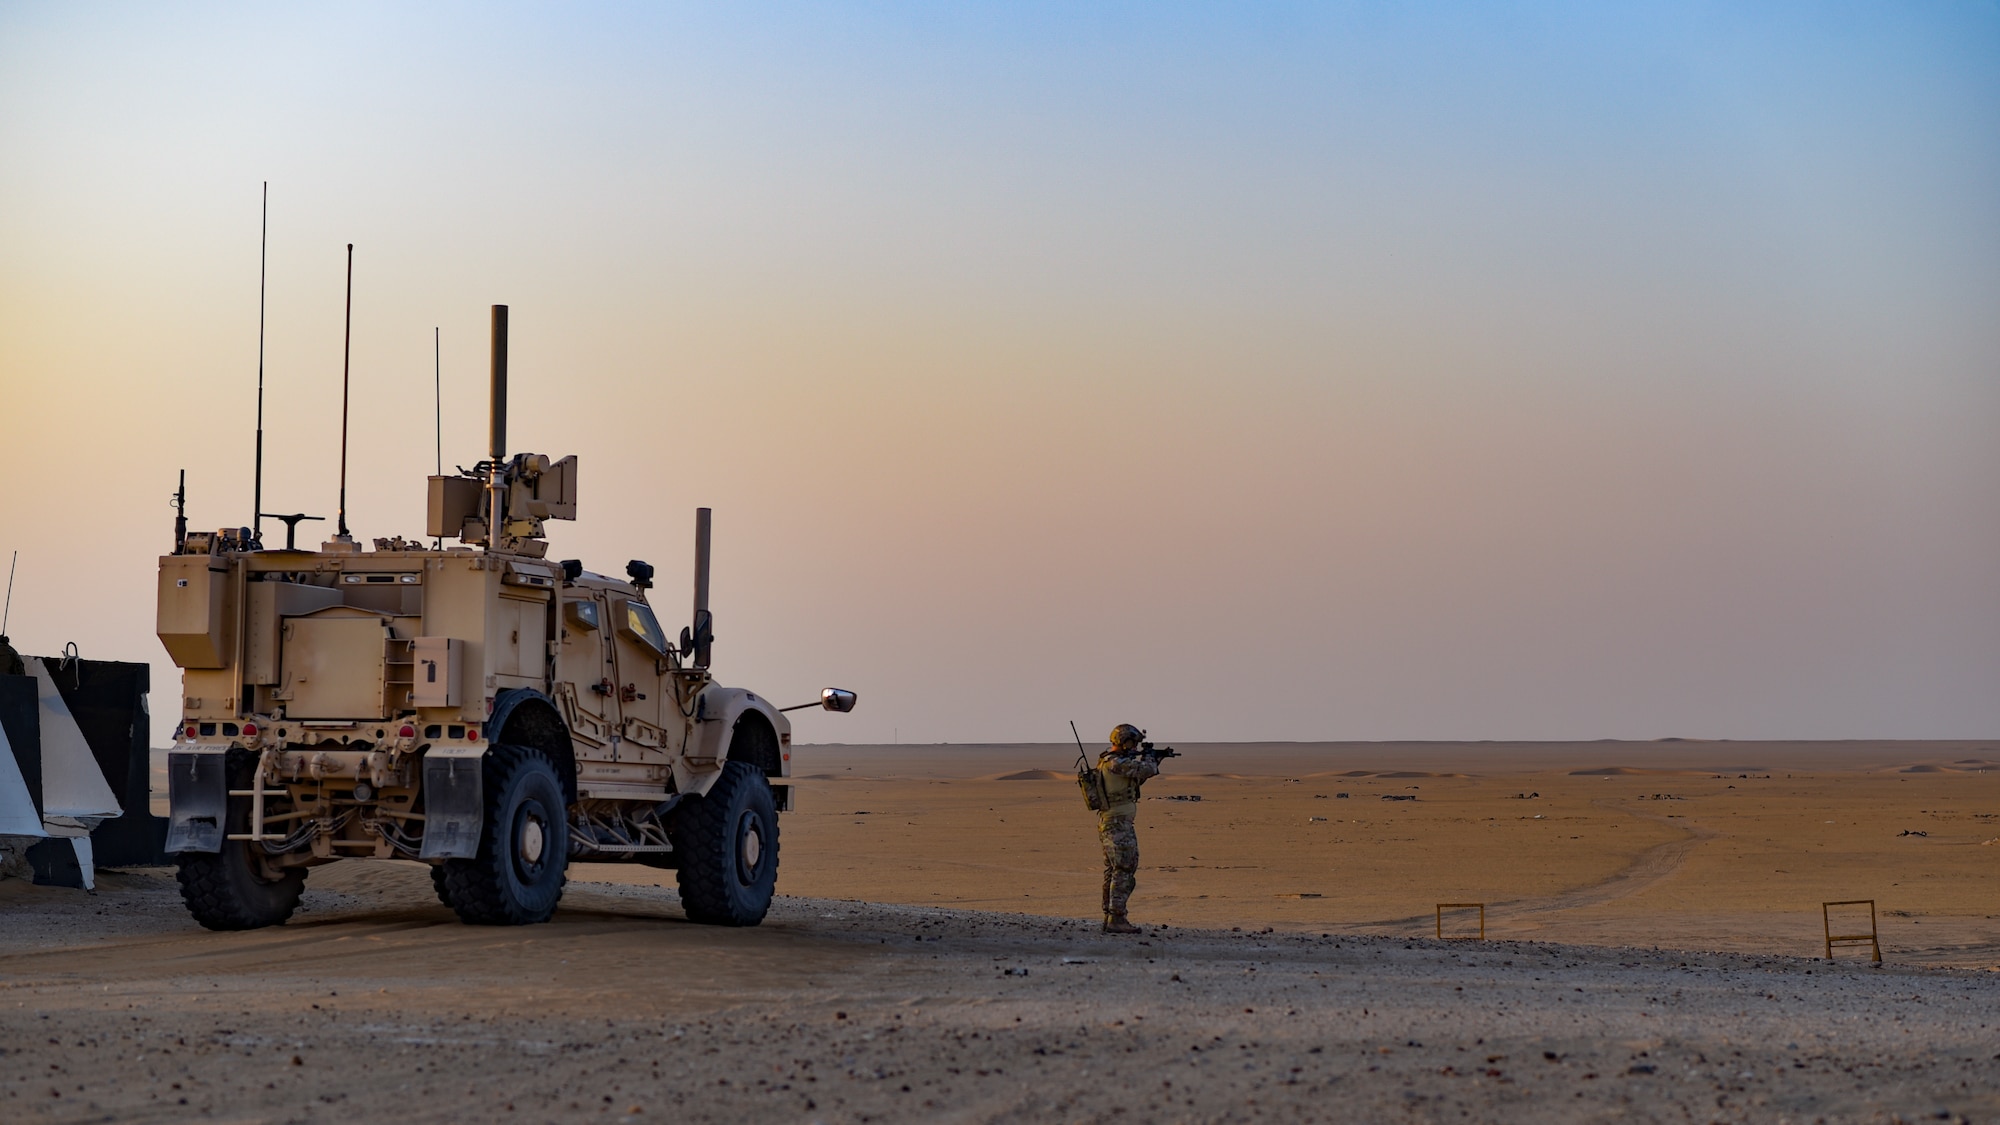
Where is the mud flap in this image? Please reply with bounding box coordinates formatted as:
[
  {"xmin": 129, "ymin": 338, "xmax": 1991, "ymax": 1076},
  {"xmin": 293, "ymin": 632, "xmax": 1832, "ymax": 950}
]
[
  {"xmin": 419, "ymin": 754, "xmax": 484, "ymax": 860},
  {"xmin": 163, "ymin": 752, "xmax": 225, "ymax": 853}
]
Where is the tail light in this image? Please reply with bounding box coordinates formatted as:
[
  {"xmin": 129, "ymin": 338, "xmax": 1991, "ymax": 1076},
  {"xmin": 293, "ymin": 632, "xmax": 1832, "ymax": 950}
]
[
  {"xmin": 184, "ymin": 725, "xmax": 197, "ymax": 739},
  {"xmin": 241, "ymin": 723, "xmax": 258, "ymax": 738},
  {"xmin": 466, "ymin": 726, "xmax": 480, "ymax": 742},
  {"xmin": 398, "ymin": 725, "xmax": 416, "ymax": 739}
]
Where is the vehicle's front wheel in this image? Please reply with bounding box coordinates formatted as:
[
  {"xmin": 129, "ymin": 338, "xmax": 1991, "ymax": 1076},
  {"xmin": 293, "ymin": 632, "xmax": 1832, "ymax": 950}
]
[
  {"xmin": 175, "ymin": 750, "xmax": 306, "ymax": 930},
  {"xmin": 672, "ymin": 760, "xmax": 778, "ymax": 926},
  {"xmin": 433, "ymin": 744, "xmax": 568, "ymax": 925}
]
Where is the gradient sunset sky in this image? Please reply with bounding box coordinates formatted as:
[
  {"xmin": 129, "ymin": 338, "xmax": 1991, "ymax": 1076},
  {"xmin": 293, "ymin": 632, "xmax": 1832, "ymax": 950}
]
[{"xmin": 2, "ymin": 3, "xmax": 1995, "ymax": 745}]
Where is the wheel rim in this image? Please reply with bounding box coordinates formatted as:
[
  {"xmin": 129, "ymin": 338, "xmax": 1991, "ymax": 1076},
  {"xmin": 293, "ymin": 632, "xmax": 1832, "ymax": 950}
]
[
  {"xmin": 735, "ymin": 811, "xmax": 765, "ymax": 884},
  {"xmin": 515, "ymin": 802, "xmax": 548, "ymax": 879}
]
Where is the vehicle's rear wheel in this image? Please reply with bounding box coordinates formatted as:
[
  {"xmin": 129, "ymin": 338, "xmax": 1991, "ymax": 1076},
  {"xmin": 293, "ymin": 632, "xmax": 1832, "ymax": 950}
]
[
  {"xmin": 427, "ymin": 863, "xmax": 454, "ymax": 909},
  {"xmin": 174, "ymin": 750, "xmax": 306, "ymax": 931},
  {"xmin": 433, "ymin": 744, "xmax": 568, "ymax": 925},
  {"xmin": 672, "ymin": 760, "xmax": 778, "ymax": 926}
]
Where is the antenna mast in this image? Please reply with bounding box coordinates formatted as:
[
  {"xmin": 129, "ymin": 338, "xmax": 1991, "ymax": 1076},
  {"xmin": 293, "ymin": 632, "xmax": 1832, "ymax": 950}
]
[
  {"xmin": 336, "ymin": 242, "xmax": 353, "ymax": 540},
  {"xmin": 252, "ymin": 181, "xmax": 268, "ymax": 545},
  {"xmin": 486, "ymin": 305, "xmax": 507, "ymax": 552}
]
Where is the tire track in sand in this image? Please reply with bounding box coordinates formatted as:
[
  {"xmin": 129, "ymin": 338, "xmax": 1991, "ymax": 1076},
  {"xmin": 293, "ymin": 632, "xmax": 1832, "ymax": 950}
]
[{"xmin": 1487, "ymin": 800, "xmax": 1717, "ymax": 921}]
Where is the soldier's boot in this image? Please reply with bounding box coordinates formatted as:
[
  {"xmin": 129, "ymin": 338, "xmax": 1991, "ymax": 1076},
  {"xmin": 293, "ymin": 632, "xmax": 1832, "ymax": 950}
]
[{"xmin": 1102, "ymin": 913, "xmax": 1140, "ymax": 935}]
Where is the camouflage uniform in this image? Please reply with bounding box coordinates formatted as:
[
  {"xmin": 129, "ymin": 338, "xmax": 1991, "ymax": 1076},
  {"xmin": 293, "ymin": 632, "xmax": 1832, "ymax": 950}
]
[{"xmin": 1096, "ymin": 725, "xmax": 1158, "ymax": 933}]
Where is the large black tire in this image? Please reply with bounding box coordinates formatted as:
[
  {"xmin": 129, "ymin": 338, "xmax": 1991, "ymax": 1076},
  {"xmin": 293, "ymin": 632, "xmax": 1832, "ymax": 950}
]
[
  {"xmin": 433, "ymin": 744, "xmax": 569, "ymax": 926},
  {"xmin": 174, "ymin": 751, "xmax": 306, "ymax": 931},
  {"xmin": 673, "ymin": 760, "xmax": 779, "ymax": 926},
  {"xmin": 428, "ymin": 863, "xmax": 455, "ymax": 909}
]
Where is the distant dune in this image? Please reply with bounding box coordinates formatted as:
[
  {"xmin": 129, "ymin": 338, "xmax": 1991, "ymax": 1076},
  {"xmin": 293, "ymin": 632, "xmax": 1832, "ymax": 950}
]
[
  {"xmin": 1180, "ymin": 769, "xmax": 1470, "ymax": 781},
  {"xmin": 1569, "ymin": 766, "xmax": 1764, "ymax": 776},
  {"xmin": 1371, "ymin": 770, "xmax": 1468, "ymax": 779},
  {"xmin": 991, "ymin": 769, "xmax": 1068, "ymax": 781},
  {"xmin": 1307, "ymin": 769, "xmax": 1467, "ymax": 779}
]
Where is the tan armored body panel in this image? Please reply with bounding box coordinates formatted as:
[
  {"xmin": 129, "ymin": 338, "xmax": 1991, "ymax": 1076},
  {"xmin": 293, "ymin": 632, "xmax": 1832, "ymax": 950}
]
[{"xmin": 155, "ymin": 305, "xmax": 854, "ymax": 932}]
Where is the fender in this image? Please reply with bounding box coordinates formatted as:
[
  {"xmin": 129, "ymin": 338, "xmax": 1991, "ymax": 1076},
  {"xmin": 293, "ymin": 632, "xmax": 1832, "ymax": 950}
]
[
  {"xmin": 488, "ymin": 687, "xmax": 555, "ymax": 753},
  {"xmin": 489, "ymin": 687, "xmax": 578, "ymax": 803},
  {"xmin": 674, "ymin": 686, "xmax": 791, "ymax": 798},
  {"xmin": 420, "ymin": 687, "xmax": 574, "ymax": 860},
  {"xmin": 163, "ymin": 749, "xmax": 226, "ymax": 853}
]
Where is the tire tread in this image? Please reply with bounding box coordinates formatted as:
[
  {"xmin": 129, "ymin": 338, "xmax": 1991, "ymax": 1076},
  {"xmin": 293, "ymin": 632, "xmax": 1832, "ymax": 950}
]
[
  {"xmin": 174, "ymin": 852, "xmax": 305, "ymax": 930},
  {"xmin": 173, "ymin": 749, "xmax": 306, "ymax": 931},
  {"xmin": 674, "ymin": 760, "xmax": 778, "ymax": 926},
  {"xmin": 434, "ymin": 743, "xmax": 568, "ymax": 926}
]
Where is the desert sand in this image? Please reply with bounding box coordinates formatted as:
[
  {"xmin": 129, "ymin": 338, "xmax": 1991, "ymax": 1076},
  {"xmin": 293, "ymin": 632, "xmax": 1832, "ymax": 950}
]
[
  {"xmin": 771, "ymin": 740, "xmax": 2000, "ymax": 968},
  {"xmin": 2, "ymin": 740, "xmax": 1996, "ymax": 1123}
]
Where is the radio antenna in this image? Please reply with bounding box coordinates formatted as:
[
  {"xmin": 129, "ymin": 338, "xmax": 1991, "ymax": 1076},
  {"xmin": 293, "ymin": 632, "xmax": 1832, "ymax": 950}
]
[
  {"xmin": 2, "ymin": 551, "xmax": 16, "ymax": 637},
  {"xmin": 434, "ymin": 327, "xmax": 443, "ymax": 478},
  {"xmin": 336, "ymin": 242, "xmax": 353, "ymax": 540},
  {"xmin": 433, "ymin": 326, "xmax": 443, "ymax": 548},
  {"xmin": 252, "ymin": 181, "xmax": 268, "ymax": 546}
]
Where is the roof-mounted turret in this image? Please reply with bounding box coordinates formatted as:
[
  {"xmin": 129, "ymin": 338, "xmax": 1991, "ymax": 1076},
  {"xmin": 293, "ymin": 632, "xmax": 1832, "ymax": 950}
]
[
  {"xmin": 427, "ymin": 453, "xmax": 577, "ymax": 554},
  {"xmin": 424, "ymin": 305, "xmax": 577, "ymax": 557}
]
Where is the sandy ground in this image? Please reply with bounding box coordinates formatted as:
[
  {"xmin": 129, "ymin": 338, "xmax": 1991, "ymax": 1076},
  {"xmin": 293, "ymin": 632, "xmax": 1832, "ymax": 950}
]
[
  {"xmin": 2, "ymin": 740, "xmax": 1996, "ymax": 1123},
  {"xmin": 2, "ymin": 868, "xmax": 1997, "ymax": 1125},
  {"xmin": 772, "ymin": 741, "xmax": 2000, "ymax": 968}
]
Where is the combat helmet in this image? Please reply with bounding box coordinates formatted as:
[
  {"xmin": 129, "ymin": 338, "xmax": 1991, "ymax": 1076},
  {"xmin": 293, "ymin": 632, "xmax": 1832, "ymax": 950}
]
[{"xmin": 1108, "ymin": 723, "xmax": 1145, "ymax": 750}]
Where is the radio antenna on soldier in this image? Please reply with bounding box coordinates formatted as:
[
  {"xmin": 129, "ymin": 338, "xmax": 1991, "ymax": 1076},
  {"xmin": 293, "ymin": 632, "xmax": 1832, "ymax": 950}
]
[
  {"xmin": 1070, "ymin": 720, "xmax": 1089, "ymax": 773},
  {"xmin": 335, "ymin": 242, "xmax": 354, "ymax": 540}
]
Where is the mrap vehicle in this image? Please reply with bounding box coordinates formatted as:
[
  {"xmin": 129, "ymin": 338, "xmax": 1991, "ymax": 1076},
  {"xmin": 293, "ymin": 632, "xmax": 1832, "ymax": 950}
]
[{"xmin": 157, "ymin": 305, "xmax": 854, "ymax": 930}]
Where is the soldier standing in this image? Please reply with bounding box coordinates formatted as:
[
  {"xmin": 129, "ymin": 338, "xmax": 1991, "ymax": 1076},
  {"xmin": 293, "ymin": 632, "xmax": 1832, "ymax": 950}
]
[{"xmin": 1094, "ymin": 723, "xmax": 1166, "ymax": 934}]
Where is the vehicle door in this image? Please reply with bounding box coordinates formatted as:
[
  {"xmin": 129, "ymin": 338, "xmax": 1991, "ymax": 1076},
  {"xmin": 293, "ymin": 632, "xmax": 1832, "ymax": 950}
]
[
  {"xmin": 609, "ymin": 595, "xmax": 673, "ymax": 761},
  {"xmin": 556, "ymin": 591, "xmax": 619, "ymax": 752}
]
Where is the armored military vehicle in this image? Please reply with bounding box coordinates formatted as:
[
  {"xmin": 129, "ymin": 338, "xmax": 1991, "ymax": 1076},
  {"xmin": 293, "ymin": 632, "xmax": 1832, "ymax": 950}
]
[{"xmin": 157, "ymin": 306, "xmax": 853, "ymax": 930}]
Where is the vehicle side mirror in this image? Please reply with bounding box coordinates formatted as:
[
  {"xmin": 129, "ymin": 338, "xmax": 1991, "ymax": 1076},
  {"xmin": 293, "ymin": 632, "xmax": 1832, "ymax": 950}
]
[{"xmin": 820, "ymin": 688, "xmax": 858, "ymax": 713}]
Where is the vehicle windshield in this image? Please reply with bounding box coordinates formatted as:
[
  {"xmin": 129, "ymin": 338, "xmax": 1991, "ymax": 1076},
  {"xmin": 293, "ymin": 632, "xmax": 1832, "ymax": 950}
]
[{"xmin": 620, "ymin": 599, "xmax": 670, "ymax": 656}]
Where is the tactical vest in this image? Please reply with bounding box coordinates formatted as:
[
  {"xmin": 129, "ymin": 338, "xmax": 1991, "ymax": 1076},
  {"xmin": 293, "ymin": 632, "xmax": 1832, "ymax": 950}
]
[{"xmin": 1097, "ymin": 760, "xmax": 1144, "ymax": 816}]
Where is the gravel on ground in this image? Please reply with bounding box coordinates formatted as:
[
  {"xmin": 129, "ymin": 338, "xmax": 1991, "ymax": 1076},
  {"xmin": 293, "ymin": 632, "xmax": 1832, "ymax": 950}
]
[{"xmin": 1, "ymin": 866, "xmax": 1995, "ymax": 1124}]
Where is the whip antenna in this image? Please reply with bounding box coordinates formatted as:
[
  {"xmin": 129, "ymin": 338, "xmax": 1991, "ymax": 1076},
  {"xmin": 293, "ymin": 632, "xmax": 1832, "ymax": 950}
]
[
  {"xmin": 1070, "ymin": 720, "xmax": 1089, "ymax": 772},
  {"xmin": 2, "ymin": 550, "xmax": 15, "ymax": 636},
  {"xmin": 336, "ymin": 242, "xmax": 353, "ymax": 539},
  {"xmin": 434, "ymin": 326, "xmax": 443, "ymax": 478},
  {"xmin": 252, "ymin": 181, "xmax": 268, "ymax": 545},
  {"xmin": 434, "ymin": 325, "xmax": 443, "ymax": 548}
]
